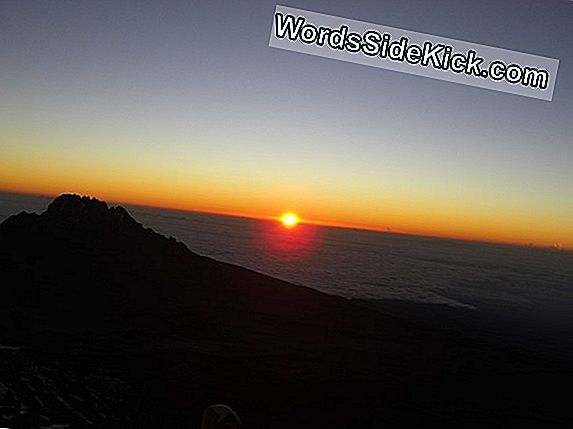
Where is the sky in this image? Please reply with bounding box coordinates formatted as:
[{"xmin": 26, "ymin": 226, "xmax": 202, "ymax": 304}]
[{"xmin": 1, "ymin": 0, "xmax": 572, "ymax": 248}]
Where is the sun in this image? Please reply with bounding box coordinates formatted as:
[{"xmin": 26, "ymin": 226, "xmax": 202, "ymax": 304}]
[{"xmin": 280, "ymin": 212, "xmax": 300, "ymax": 228}]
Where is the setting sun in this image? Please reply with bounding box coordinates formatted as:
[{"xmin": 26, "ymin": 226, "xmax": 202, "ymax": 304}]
[{"xmin": 280, "ymin": 212, "xmax": 300, "ymax": 228}]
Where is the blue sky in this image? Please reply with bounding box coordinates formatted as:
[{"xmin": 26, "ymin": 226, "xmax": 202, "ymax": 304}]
[{"xmin": 1, "ymin": 0, "xmax": 572, "ymax": 246}]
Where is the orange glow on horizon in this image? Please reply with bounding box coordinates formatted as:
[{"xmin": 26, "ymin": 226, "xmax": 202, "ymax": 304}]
[{"xmin": 0, "ymin": 181, "xmax": 571, "ymax": 252}]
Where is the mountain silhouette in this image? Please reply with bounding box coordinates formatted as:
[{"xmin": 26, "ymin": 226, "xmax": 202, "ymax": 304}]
[{"xmin": 0, "ymin": 194, "xmax": 571, "ymax": 428}]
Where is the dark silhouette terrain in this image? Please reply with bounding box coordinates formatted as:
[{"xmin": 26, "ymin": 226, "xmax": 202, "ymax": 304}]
[{"xmin": 0, "ymin": 194, "xmax": 571, "ymax": 428}]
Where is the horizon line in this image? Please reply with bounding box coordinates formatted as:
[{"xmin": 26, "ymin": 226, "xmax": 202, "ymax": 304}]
[{"xmin": 1, "ymin": 187, "xmax": 570, "ymax": 253}]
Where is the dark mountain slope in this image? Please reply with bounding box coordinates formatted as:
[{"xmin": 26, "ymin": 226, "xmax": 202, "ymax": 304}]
[{"xmin": 0, "ymin": 194, "xmax": 570, "ymax": 428}]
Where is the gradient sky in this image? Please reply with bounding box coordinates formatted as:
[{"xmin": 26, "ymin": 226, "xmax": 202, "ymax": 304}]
[{"xmin": 1, "ymin": 0, "xmax": 572, "ymax": 248}]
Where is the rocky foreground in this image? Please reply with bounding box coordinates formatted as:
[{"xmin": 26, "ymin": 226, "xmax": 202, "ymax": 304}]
[{"xmin": 0, "ymin": 195, "xmax": 571, "ymax": 428}]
